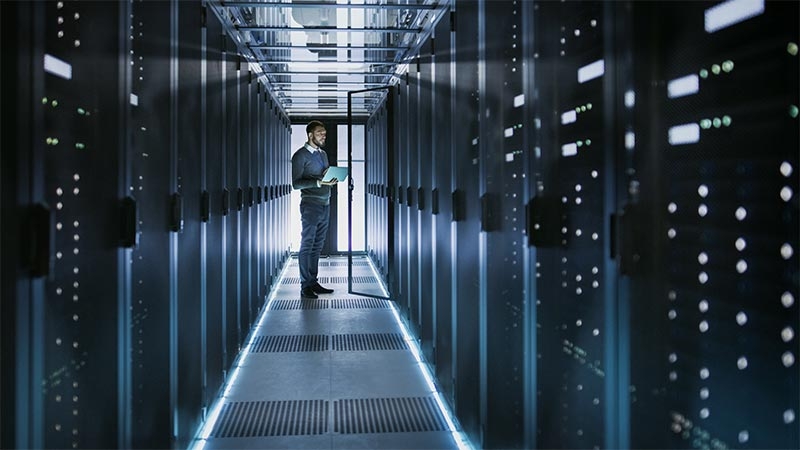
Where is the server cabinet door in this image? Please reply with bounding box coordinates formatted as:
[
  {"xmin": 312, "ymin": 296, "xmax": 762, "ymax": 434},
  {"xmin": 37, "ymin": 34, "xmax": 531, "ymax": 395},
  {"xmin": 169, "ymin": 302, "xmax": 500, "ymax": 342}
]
[
  {"xmin": 203, "ymin": 10, "xmax": 225, "ymax": 419},
  {"xmin": 480, "ymin": 0, "xmax": 529, "ymax": 446},
  {"xmin": 223, "ymin": 48, "xmax": 242, "ymax": 364},
  {"xmin": 432, "ymin": 6, "xmax": 455, "ymax": 406},
  {"xmin": 418, "ymin": 39, "xmax": 435, "ymax": 363},
  {"xmin": 129, "ymin": 1, "xmax": 172, "ymax": 446},
  {"xmin": 452, "ymin": 0, "xmax": 482, "ymax": 444},
  {"xmin": 175, "ymin": 0, "xmax": 205, "ymax": 444},
  {"xmin": 532, "ymin": 2, "xmax": 623, "ymax": 448},
  {"xmin": 32, "ymin": 1, "xmax": 130, "ymax": 447},
  {"xmin": 395, "ymin": 80, "xmax": 409, "ymax": 317},
  {"xmin": 238, "ymin": 69, "xmax": 253, "ymax": 336},
  {"xmin": 628, "ymin": 2, "xmax": 800, "ymax": 448}
]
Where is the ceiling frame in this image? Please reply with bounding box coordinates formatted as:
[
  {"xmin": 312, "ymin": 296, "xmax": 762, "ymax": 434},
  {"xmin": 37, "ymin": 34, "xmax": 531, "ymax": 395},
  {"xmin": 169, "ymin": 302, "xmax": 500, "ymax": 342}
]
[{"xmin": 208, "ymin": 0, "xmax": 450, "ymax": 117}]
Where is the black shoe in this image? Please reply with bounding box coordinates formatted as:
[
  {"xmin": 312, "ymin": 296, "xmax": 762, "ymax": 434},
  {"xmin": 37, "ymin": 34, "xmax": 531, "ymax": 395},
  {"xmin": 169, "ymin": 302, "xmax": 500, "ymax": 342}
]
[
  {"xmin": 311, "ymin": 283, "xmax": 334, "ymax": 294},
  {"xmin": 300, "ymin": 287, "xmax": 318, "ymax": 299}
]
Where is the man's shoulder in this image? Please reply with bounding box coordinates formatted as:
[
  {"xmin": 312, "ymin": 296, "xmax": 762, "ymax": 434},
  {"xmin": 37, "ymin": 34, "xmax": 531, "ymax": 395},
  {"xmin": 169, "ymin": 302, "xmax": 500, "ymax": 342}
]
[{"xmin": 292, "ymin": 146, "xmax": 310, "ymax": 159}]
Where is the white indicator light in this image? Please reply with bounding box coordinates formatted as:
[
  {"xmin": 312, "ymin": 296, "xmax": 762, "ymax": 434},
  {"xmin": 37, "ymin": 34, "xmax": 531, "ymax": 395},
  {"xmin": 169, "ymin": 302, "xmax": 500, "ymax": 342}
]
[
  {"xmin": 668, "ymin": 74, "xmax": 700, "ymax": 98},
  {"xmin": 705, "ymin": 0, "xmax": 765, "ymax": 33},
  {"xmin": 578, "ymin": 59, "xmax": 605, "ymax": 83}
]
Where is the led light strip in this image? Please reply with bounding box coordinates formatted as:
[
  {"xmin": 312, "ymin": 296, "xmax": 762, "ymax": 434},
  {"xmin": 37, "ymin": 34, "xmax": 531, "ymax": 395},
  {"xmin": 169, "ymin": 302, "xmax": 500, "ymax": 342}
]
[
  {"xmin": 189, "ymin": 258, "xmax": 292, "ymax": 450},
  {"xmin": 362, "ymin": 257, "xmax": 474, "ymax": 450}
]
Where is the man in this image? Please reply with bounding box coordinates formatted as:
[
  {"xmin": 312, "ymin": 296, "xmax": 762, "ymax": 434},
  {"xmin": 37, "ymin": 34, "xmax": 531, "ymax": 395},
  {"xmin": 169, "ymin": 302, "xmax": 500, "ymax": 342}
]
[{"xmin": 291, "ymin": 120, "xmax": 338, "ymax": 299}]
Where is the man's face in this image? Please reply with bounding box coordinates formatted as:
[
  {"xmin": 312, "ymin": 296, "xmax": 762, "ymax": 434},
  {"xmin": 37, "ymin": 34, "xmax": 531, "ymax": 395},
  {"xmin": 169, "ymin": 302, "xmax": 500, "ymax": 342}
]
[{"xmin": 309, "ymin": 127, "xmax": 327, "ymax": 148}]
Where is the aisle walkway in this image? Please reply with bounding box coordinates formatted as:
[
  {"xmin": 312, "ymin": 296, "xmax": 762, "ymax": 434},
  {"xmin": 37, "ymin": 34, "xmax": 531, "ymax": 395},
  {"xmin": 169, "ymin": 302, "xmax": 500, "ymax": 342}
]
[{"xmin": 194, "ymin": 256, "xmax": 467, "ymax": 450}]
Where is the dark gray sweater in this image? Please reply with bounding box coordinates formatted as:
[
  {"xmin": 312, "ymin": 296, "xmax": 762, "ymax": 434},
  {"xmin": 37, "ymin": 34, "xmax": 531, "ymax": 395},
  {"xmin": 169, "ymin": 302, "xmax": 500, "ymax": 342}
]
[{"xmin": 291, "ymin": 144, "xmax": 331, "ymax": 205}]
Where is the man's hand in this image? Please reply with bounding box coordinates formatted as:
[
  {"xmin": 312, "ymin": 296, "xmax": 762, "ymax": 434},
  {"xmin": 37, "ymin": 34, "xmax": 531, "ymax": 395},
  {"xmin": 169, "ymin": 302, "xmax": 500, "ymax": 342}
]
[{"xmin": 320, "ymin": 178, "xmax": 338, "ymax": 186}]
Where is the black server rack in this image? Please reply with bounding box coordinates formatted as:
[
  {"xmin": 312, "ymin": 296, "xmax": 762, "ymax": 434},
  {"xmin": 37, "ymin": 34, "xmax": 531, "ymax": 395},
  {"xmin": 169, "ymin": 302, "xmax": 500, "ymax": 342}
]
[
  {"xmin": 1, "ymin": 1, "xmax": 291, "ymax": 447},
  {"xmin": 129, "ymin": 0, "xmax": 172, "ymax": 446},
  {"xmin": 432, "ymin": 8, "xmax": 455, "ymax": 405},
  {"xmin": 175, "ymin": 1, "xmax": 205, "ymax": 444},
  {"xmin": 419, "ymin": 38, "xmax": 436, "ymax": 364},
  {"xmin": 479, "ymin": 0, "xmax": 530, "ymax": 446},
  {"xmin": 204, "ymin": 8, "xmax": 226, "ymax": 425},
  {"xmin": 531, "ymin": 2, "xmax": 623, "ymax": 448},
  {"xmin": 223, "ymin": 47, "xmax": 242, "ymax": 364},
  {"xmin": 628, "ymin": 2, "xmax": 799, "ymax": 449},
  {"xmin": 407, "ymin": 68, "xmax": 421, "ymax": 337},
  {"xmin": 450, "ymin": 0, "xmax": 483, "ymax": 445}
]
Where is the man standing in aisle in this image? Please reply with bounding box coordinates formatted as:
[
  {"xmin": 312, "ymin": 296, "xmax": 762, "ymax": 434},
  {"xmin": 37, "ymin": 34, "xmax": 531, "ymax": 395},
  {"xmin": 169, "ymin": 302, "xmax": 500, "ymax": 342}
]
[{"xmin": 292, "ymin": 120, "xmax": 338, "ymax": 299}]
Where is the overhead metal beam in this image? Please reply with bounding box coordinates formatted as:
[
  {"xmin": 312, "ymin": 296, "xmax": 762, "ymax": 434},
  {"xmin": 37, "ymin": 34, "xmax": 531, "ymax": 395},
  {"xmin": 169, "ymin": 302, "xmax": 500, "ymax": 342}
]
[
  {"xmin": 271, "ymin": 81, "xmax": 386, "ymax": 85},
  {"xmin": 222, "ymin": 1, "xmax": 438, "ymax": 9},
  {"xmin": 256, "ymin": 59, "xmax": 400, "ymax": 64},
  {"xmin": 249, "ymin": 44, "xmax": 408, "ymax": 51},
  {"xmin": 236, "ymin": 25, "xmax": 422, "ymax": 33},
  {"xmin": 278, "ymin": 95, "xmax": 382, "ymax": 99},
  {"xmin": 261, "ymin": 71, "xmax": 392, "ymax": 75}
]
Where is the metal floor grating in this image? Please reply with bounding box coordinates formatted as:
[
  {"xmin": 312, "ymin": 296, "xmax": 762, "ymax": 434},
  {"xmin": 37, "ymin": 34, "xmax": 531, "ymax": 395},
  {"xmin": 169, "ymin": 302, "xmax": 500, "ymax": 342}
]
[
  {"xmin": 270, "ymin": 299, "xmax": 327, "ymax": 310},
  {"xmin": 212, "ymin": 400, "xmax": 329, "ymax": 437},
  {"xmin": 333, "ymin": 397, "xmax": 448, "ymax": 434},
  {"xmin": 250, "ymin": 335, "xmax": 329, "ymax": 352},
  {"xmin": 269, "ymin": 298, "xmax": 392, "ymax": 310},
  {"xmin": 332, "ymin": 333, "xmax": 408, "ymax": 351},
  {"xmin": 327, "ymin": 275, "xmax": 378, "ymax": 284},
  {"xmin": 282, "ymin": 277, "xmax": 302, "ymax": 285},
  {"xmin": 329, "ymin": 298, "xmax": 391, "ymax": 309},
  {"xmin": 282, "ymin": 276, "xmax": 378, "ymax": 285}
]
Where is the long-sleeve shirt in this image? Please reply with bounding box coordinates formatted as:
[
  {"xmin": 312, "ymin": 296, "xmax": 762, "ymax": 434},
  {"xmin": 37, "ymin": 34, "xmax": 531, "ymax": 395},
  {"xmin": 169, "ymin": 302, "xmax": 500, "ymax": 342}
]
[{"xmin": 291, "ymin": 143, "xmax": 331, "ymax": 205}]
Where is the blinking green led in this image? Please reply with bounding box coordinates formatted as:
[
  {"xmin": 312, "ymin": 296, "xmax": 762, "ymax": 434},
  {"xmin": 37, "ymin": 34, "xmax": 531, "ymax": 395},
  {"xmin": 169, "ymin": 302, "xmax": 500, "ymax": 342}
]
[
  {"xmin": 722, "ymin": 115, "xmax": 732, "ymax": 126},
  {"xmin": 52, "ymin": 138, "xmax": 59, "ymax": 145},
  {"xmin": 51, "ymin": 100, "xmax": 58, "ymax": 107},
  {"xmin": 790, "ymin": 105, "xmax": 799, "ymax": 118},
  {"xmin": 77, "ymin": 108, "xmax": 86, "ymax": 115},
  {"xmin": 586, "ymin": 103, "xmax": 592, "ymax": 110},
  {"xmin": 575, "ymin": 107, "xmax": 581, "ymax": 113},
  {"xmin": 577, "ymin": 141, "xmax": 583, "ymax": 147},
  {"xmin": 712, "ymin": 118, "xmax": 722, "ymax": 128},
  {"xmin": 585, "ymin": 139, "xmax": 592, "ymax": 146},
  {"xmin": 711, "ymin": 64, "xmax": 721, "ymax": 75},
  {"xmin": 721, "ymin": 60, "xmax": 734, "ymax": 72},
  {"xmin": 700, "ymin": 119, "xmax": 712, "ymax": 129},
  {"xmin": 788, "ymin": 42, "xmax": 798, "ymax": 56},
  {"xmin": 42, "ymin": 97, "xmax": 49, "ymax": 104},
  {"xmin": 699, "ymin": 69, "xmax": 709, "ymax": 79},
  {"xmin": 75, "ymin": 143, "xmax": 85, "ymax": 150},
  {"xmin": 46, "ymin": 137, "xmax": 53, "ymax": 145}
]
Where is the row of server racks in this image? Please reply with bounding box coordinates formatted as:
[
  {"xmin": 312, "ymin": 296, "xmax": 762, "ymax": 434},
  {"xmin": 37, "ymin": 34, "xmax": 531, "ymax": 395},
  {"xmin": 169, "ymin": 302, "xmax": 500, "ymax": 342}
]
[
  {"xmin": 364, "ymin": 0, "xmax": 799, "ymax": 449},
  {"xmin": 1, "ymin": 1, "xmax": 293, "ymax": 448},
  {"xmin": 1, "ymin": 0, "xmax": 798, "ymax": 449}
]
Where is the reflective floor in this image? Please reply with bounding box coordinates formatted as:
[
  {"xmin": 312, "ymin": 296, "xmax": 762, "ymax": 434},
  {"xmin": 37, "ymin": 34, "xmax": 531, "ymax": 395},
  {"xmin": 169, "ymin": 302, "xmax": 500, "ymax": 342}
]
[{"xmin": 196, "ymin": 256, "xmax": 461, "ymax": 450}]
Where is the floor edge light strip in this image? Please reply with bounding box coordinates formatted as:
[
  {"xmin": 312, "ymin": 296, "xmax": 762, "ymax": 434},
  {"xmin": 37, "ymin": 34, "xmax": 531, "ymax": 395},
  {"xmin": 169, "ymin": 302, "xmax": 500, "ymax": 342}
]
[
  {"xmin": 189, "ymin": 257, "xmax": 292, "ymax": 450},
  {"xmin": 363, "ymin": 256, "xmax": 474, "ymax": 450}
]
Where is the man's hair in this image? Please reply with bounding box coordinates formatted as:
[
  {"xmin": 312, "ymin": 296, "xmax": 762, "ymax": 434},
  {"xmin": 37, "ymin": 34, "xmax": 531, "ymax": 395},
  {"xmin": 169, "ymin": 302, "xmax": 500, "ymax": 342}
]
[{"xmin": 306, "ymin": 120, "xmax": 325, "ymax": 135}]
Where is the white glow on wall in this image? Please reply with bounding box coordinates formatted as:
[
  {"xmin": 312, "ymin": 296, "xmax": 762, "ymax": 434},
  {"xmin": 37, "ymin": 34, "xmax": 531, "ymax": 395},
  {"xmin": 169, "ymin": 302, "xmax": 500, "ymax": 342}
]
[
  {"xmin": 578, "ymin": 59, "xmax": 604, "ymax": 83},
  {"xmin": 562, "ymin": 143, "xmax": 578, "ymax": 157},
  {"xmin": 338, "ymin": 124, "xmax": 365, "ymax": 252},
  {"xmin": 668, "ymin": 74, "xmax": 700, "ymax": 98},
  {"xmin": 561, "ymin": 110, "xmax": 577, "ymax": 125},
  {"xmin": 44, "ymin": 54, "xmax": 72, "ymax": 80},
  {"xmin": 705, "ymin": 0, "xmax": 765, "ymax": 33},
  {"xmin": 668, "ymin": 123, "xmax": 701, "ymax": 145}
]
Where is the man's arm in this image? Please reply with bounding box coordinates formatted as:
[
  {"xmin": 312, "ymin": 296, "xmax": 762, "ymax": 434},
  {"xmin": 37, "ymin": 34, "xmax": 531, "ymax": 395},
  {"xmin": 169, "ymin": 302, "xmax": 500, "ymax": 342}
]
[{"xmin": 291, "ymin": 150, "xmax": 321, "ymax": 189}]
